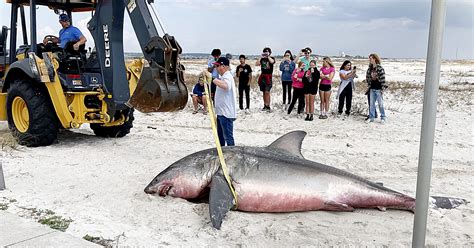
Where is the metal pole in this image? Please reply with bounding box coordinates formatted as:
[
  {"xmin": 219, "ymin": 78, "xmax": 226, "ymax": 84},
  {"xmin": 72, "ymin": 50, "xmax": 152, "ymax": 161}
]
[
  {"xmin": 9, "ymin": 4, "xmax": 18, "ymax": 65},
  {"xmin": 0, "ymin": 163, "xmax": 5, "ymax": 190},
  {"xmin": 29, "ymin": 0, "xmax": 37, "ymax": 53},
  {"xmin": 20, "ymin": 6, "xmax": 28, "ymax": 45},
  {"xmin": 412, "ymin": 0, "xmax": 446, "ymax": 247}
]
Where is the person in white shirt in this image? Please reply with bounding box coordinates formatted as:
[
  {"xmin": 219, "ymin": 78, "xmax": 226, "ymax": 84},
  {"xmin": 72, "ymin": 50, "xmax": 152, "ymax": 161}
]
[
  {"xmin": 212, "ymin": 57, "xmax": 238, "ymax": 146},
  {"xmin": 337, "ymin": 60, "xmax": 357, "ymax": 116}
]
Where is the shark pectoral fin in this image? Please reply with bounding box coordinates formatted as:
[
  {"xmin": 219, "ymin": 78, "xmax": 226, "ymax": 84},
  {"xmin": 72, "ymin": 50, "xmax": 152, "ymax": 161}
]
[
  {"xmin": 209, "ymin": 172, "xmax": 235, "ymax": 229},
  {"xmin": 376, "ymin": 206, "xmax": 387, "ymax": 211},
  {"xmin": 268, "ymin": 131, "xmax": 307, "ymax": 159},
  {"xmin": 324, "ymin": 201, "xmax": 354, "ymax": 211}
]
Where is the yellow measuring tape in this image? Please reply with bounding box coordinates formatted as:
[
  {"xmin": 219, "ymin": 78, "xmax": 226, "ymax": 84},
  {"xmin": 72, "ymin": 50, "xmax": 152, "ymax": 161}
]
[{"xmin": 202, "ymin": 72, "xmax": 238, "ymax": 207}]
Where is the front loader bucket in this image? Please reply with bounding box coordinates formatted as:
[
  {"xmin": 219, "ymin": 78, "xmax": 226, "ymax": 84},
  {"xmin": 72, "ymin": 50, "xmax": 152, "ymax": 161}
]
[{"xmin": 129, "ymin": 66, "xmax": 188, "ymax": 113}]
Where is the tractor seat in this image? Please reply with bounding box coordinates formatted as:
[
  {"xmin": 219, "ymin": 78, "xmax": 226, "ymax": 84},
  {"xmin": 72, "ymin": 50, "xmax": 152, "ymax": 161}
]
[{"xmin": 58, "ymin": 41, "xmax": 86, "ymax": 74}]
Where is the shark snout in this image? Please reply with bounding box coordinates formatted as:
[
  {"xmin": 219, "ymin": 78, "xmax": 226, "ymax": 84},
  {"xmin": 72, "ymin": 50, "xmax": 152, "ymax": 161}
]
[
  {"xmin": 144, "ymin": 184, "xmax": 157, "ymax": 194},
  {"xmin": 144, "ymin": 182, "xmax": 172, "ymax": 196}
]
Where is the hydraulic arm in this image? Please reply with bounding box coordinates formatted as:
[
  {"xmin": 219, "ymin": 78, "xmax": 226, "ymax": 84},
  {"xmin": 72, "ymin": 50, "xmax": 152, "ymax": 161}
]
[{"xmin": 87, "ymin": 0, "xmax": 187, "ymax": 114}]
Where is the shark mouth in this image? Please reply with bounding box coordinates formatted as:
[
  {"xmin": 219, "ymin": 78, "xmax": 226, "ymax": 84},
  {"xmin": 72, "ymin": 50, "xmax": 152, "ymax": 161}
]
[{"xmin": 159, "ymin": 185, "xmax": 172, "ymax": 196}]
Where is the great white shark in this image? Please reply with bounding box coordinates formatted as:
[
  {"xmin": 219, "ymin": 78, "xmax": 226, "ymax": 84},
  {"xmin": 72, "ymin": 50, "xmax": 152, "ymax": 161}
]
[{"xmin": 145, "ymin": 131, "xmax": 467, "ymax": 229}]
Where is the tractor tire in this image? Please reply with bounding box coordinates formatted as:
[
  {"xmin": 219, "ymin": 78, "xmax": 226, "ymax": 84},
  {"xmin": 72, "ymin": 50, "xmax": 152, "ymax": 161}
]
[
  {"xmin": 6, "ymin": 79, "xmax": 59, "ymax": 147},
  {"xmin": 90, "ymin": 108, "xmax": 134, "ymax": 138}
]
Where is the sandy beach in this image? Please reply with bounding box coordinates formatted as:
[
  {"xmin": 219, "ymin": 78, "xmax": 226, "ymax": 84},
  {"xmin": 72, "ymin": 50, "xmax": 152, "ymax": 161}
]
[{"xmin": 0, "ymin": 58, "xmax": 473, "ymax": 247}]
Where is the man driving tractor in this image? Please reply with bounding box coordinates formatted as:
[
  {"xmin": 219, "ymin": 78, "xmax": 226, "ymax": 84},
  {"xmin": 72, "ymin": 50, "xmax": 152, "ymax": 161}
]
[{"xmin": 43, "ymin": 13, "xmax": 86, "ymax": 51}]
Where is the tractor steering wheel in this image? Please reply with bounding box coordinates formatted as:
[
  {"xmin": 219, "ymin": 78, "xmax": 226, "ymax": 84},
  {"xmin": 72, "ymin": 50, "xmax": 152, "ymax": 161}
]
[{"xmin": 43, "ymin": 35, "xmax": 59, "ymax": 45}]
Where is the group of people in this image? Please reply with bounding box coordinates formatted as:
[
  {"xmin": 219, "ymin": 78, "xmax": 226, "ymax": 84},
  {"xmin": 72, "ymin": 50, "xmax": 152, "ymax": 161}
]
[{"xmin": 190, "ymin": 48, "xmax": 388, "ymax": 147}]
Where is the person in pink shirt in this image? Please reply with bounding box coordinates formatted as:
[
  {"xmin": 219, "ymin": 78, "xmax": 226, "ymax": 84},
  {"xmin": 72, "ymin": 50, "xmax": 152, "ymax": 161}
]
[
  {"xmin": 319, "ymin": 57, "xmax": 335, "ymax": 119},
  {"xmin": 287, "ymin": 61, "xmax": 306, "ymax": 115}
]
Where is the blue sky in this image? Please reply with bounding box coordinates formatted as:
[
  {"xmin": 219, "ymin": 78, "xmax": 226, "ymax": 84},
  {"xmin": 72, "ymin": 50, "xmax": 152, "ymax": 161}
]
[{"xmin": 1, "ymin": 0, "xmax": 473, "ymax": 59}]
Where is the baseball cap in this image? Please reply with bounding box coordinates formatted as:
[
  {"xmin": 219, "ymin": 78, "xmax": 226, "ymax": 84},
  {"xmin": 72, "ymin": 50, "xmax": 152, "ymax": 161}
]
[
  {"xmin": 263, "ymin": 47, "xmax": 272, "ymax": 54},
  {"xmin": 212, "ymin": 57, "xmax": 230, "ymax": 66},
  {"xmin": 59, "ymin": 14, "xmax": 70, "ymax": 22}
]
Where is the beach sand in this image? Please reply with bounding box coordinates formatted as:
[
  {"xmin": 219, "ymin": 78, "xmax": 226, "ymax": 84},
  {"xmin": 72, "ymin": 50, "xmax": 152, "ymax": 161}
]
[{"xmin": 0, "ymin": 59, "xmax": 472, "ymax": 246}]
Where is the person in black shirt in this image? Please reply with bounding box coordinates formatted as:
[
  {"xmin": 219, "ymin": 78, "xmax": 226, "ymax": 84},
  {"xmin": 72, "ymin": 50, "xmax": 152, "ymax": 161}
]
[
  {"xmin": 256, "ymin": 47, "xmax": 275, "ymax": 111},
  {"xmin": 236, "ymin": 55, "xmax": 253, "ymax": 110},
  {"xmin": 366, "ymin": 53, "xmax": 387, "ymax": 123},
  {"xmin": 303, "ymin": 60, "xmax": 320, "ymax": 121}
]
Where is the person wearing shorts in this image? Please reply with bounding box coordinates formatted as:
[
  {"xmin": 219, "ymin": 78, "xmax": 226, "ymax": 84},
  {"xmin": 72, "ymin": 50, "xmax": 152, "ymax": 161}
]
[
  {"xmin": 258, "ymin": 74, "xmax": 272, "ymax": 92},
  {"xmin": 319, "ymin": 57, "xmax": 335, "ymax": 119},
  {"xmin": 303, "ymin": 60, "xmax": 320, "ymax": 121},
  {"xmin": 256, "ymin": 47, "xmax": 275, "ymax": 111}
]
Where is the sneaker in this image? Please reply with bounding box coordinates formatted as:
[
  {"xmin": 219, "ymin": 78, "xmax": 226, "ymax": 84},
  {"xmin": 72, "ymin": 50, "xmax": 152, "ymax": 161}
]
[
  {"xmin": 365, "ymin": 119, "xmax": 374, "ymax": 124},
  {"xmin": 305, "ymin": 114, "xmax": 310, "ymax": 121},
  {"xmin": 192, "ymin": 110, "xmax": 198, "ymax": 114},
  {"xmin": 318, "ymin": 115, "xmax": 324, "ymax": 119},
  {"xmin": 337, "ymin": 113, "xmax": 342, "ymax": 118},
  {"xmin": 309, "ymin": 114, "xmax": 314, "ymax": 121},
  {"xmin": 381, "ymin": 118, "xmax": 386, "ymax": 124},
  {"xmin": 203, "ymin": 110, "xmax": 208, "ymax": 115},
  {"xmin": 323, "ymin": 115, "xmax": 328, "ymax": 119}
]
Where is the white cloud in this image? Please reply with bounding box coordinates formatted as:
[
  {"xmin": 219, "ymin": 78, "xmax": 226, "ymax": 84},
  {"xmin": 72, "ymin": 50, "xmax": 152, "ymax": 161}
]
[
  {"xmin": 171, "ymin": 0, "xmax": 255, "ymax": 9},
  {"xmin": 287, "ymin": 5, "xmax": 324, "ymax": 16},
  {"xmin": 362, "ymin": 17, "xmax": 417, "ymax": 30}
]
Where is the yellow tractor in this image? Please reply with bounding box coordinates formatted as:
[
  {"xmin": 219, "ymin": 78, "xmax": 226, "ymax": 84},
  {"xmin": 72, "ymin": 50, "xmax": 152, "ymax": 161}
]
[{"xmin": 0, "ymin": 0, "xmax": 188, "ymax": 147}]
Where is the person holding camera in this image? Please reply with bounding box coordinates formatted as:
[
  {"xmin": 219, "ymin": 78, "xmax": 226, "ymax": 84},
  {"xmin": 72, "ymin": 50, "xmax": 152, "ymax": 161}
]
[
  {"xmin": 256, "ymin": 47, "xmax": 275, "ymax": 111},
  {"xmin": 279, "ymin": 50, "xmax": 295, "ymax": 106},
  {"xmin": 319, "ymin": 57, "xmax": 335, "ymax": 119},
  {"xmin": 236, "ymin": 54, "xmax": 253, "ymax": 111},
  {"xmin": 295, "ymin": 47, "xmax": 315, "ymax": 71},
  {"xmin": 207, "ymin": 49, "xmax": 221, "ymax": 102},
  {"xmin": 366, "ymin": 53, "xmax": 387, "ymax": 123},
  {"xmin": 337, "ymin": 60, "xmax": 357, "ymax": 117},
  {"xmin": 303, "ymin": 60, "xmax": 320, "ymax": 121},
  {"xmin": 287, "ymin": 61, "xmax": 306, "ymax": 116}
]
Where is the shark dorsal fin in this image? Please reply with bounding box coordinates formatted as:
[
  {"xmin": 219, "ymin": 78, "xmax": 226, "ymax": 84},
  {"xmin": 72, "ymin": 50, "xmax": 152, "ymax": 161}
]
[{"xmin": 268, "ymin": 131, "xmax": 307, "ymax": 159}]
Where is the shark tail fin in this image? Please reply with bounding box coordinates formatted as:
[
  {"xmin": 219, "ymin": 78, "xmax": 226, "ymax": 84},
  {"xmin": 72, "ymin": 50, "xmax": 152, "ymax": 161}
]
[{"xmin": 430, "ymin": 196, "xmax": 469, "ymax": 209}]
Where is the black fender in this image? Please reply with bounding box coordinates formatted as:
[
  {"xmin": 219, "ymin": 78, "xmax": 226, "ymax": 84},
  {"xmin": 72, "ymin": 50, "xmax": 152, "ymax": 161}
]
[{"xmin": 3, "ymin": 59, "xmax": 36, "ymax": 92}]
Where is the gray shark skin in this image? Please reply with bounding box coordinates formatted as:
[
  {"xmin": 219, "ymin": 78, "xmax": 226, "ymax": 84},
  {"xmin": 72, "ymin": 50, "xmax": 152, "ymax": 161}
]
[{"xmin": 144, "ymin": 131, "xmax": 468, "ymax": 229}]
